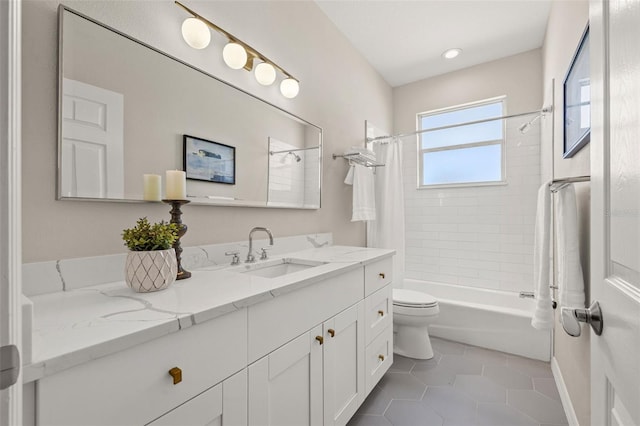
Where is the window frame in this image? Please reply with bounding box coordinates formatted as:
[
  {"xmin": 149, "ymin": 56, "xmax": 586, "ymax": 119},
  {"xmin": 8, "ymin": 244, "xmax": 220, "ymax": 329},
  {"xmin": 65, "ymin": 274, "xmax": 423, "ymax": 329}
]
[{"xmin": 416, "ymin": 96, "xmax": 507, "ymax": 189}]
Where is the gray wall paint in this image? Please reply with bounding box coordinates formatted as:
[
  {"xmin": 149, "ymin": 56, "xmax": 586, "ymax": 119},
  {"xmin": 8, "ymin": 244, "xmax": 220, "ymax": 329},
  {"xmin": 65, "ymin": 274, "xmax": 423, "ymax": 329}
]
[
  {"xmin": 541, "ymin": 0, "xmax": 591, "ymax": 425},
  {"xmin": 22, "ymin": 0, "xmax": 393, "ymax": 263}
]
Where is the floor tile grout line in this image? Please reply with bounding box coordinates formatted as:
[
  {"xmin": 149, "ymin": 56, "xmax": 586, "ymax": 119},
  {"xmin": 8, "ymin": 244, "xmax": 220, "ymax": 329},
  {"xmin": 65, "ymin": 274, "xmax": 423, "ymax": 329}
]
[
  {"xmin": 506, "ymin": 389, "xmax": 568, "ymax": 425},
  {"xmin": 352, "ymin": 339, "xmax": 565, "ymax": 426}
]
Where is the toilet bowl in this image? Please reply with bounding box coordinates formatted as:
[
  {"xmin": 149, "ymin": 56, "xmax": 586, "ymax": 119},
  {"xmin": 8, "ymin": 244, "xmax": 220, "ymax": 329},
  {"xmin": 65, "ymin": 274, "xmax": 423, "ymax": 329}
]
[{"xmin": 393, "ymin": 288, "xmax": 439, "ymax": 360}]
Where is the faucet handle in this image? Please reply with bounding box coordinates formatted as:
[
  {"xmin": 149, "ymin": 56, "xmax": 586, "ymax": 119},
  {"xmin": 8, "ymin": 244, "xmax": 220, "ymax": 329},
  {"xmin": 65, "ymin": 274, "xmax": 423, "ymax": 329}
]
[
  {"xmin": 259, "ymin": 247, "xmax": 271, "ymax": 260},
  {"xmin": 225, "ymin": 251, "xmax": 241, "ymax": 266}
]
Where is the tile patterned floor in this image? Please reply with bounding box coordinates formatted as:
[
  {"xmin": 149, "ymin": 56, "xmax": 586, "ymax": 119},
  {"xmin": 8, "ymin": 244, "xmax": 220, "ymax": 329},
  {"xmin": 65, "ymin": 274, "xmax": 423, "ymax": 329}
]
[{"xmin": 348, "ymin": 337, "xmax": 568, "ymax": 426}]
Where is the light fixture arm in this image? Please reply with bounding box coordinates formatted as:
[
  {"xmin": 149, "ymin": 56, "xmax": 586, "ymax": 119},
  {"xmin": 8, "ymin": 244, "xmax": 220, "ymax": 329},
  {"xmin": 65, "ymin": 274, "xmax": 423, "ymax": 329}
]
[{"xmin": 175, "ymin": 1, "xmax": 298, "ymax": 82}]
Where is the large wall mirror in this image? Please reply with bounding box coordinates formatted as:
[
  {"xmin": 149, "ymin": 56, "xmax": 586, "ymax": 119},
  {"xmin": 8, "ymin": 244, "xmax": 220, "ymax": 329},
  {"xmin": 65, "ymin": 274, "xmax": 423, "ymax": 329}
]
[{"xmin": 58, "ymin": 6, "xmax": 322, "ymax": 209}]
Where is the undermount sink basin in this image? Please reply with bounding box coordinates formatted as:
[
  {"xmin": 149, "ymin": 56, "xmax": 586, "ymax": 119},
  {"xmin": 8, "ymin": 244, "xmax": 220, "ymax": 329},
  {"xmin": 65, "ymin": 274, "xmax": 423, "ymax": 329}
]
[{"xmin": 234, "ymin": 258, "xmax": 327, "ymax": 279}]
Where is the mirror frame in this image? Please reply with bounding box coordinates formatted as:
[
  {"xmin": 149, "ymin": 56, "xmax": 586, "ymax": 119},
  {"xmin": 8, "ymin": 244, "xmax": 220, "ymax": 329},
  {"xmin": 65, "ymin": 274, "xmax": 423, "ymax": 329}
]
[{"xmin": 57, "ymin": 5, "xmax": 322, "ymax": 209}]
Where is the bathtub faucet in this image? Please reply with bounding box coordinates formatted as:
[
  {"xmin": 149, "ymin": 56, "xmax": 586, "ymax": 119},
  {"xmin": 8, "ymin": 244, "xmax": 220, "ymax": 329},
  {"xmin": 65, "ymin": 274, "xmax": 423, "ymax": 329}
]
[{"xmin": 519, "ymin": 291, "xmax": 535, "ymax": 299}]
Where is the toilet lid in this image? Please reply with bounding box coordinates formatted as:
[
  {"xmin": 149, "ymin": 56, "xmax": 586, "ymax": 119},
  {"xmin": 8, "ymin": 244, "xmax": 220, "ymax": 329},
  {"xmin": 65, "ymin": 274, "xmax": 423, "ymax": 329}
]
[{"xmin": 393, "ymin": 289, "xmax": 438, "ymax": 307}]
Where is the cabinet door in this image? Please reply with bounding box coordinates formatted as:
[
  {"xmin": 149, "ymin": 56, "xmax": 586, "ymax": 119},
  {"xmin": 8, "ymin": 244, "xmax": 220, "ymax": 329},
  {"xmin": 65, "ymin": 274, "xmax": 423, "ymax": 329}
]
[
  {"xmin": 147, "ymin": 369, "xmax": 247, "ymax": 426},
  {"xmin": 322, "ymin": 302, "xmax": 365, "ymax": 426},
  {"xmin": 248, "ymin": 326, "xmax": 323, "ymax": 426},
  {"xmin": 147, "ymin": 382, "xmax": 222, "ymax": 426}
]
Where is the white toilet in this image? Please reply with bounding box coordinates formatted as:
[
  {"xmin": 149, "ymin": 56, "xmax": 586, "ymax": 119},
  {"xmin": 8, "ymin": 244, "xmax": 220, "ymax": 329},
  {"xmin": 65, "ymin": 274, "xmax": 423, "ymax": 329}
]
[{"xmin": 392, "ymin": 288, "xmax": 439, "ymax": 360}]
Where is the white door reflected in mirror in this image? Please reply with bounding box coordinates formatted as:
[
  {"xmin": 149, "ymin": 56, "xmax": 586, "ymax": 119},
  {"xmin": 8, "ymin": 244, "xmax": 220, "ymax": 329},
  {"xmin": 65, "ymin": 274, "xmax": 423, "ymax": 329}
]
[{"xmin": 61, "ymin": 78, "xmax": 124, "ymax": 199}]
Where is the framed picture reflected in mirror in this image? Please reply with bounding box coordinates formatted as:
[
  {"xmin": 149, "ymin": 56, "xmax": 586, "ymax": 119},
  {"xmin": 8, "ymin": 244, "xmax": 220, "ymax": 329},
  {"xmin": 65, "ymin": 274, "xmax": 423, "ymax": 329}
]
[{"xmin": 183, "ymin": 135, "xmax": 236, "ymax": 185}]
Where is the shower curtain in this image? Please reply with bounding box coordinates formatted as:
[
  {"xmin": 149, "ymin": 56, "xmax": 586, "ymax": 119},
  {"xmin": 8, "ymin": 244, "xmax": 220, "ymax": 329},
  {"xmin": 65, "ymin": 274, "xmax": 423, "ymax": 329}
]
[{"xmin": 366, "ymin": 138, "xmax": 405, "ymax": 287}]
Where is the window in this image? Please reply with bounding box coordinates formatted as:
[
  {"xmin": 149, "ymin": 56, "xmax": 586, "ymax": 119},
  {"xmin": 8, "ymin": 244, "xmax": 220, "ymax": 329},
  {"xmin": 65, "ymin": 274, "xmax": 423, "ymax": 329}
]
[{"xmin": 418, "ymin": 98, "xmax": 505, "ymax": 187}]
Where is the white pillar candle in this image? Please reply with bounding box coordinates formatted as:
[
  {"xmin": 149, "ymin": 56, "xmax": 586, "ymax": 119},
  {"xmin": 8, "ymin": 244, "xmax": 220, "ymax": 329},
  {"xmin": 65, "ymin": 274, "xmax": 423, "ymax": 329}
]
[
  {"xmin": 166, "ymin": 170, "xmax": 187, "ymax": 200},
  {"xmin": 143, "ymin": 174, "xmax": 162, "ymax": 201}
]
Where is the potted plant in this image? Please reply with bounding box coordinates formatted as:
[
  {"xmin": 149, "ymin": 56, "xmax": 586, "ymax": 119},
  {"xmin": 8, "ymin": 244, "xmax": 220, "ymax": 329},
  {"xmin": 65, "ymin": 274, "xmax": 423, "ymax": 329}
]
[{"xmin": 122, "ymin": 217, "xmax": 180, "ymax": 293}]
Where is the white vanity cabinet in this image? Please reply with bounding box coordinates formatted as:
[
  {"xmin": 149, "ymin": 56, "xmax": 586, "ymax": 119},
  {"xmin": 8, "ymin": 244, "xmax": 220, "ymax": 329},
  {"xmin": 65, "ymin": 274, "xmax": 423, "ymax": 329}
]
[
  {"xmin": 28, "ymin": 250, "xmax": 395, "ymax": 426},
  {"xmin": 247, "ymin": 268, "xmax": 366, "ymax": 426},
  {"xmin": 363, "ymin": 259, "xmax": 394, "ymax": 393},
  {"xmin": 148, "ymin": 368, "xmax": 247, "ymax": 426},
  {"xmin": 247, "ymin": 302, "xmax": 365, "ymax": 426},
  {"xmin": 322, "ymin": 302, "xmax": 366, "ymax": 426},
  {"xmin": 36, "ymin": 308, "xmax": 248, "ymax": 426},
  {"xmin": 247, "ymin": 258, "xmax": 392, "ymax": 426},
  {"xmin": 248, "ymin": 325, "xmax": 324, "ymax": 426}
]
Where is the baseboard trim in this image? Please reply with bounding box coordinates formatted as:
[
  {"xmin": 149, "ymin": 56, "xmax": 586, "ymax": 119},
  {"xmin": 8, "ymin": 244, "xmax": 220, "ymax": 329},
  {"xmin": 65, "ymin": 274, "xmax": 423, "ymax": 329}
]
[{"xmin": 551, "ymin": 356, "xmax": 580, "ymax": 426}]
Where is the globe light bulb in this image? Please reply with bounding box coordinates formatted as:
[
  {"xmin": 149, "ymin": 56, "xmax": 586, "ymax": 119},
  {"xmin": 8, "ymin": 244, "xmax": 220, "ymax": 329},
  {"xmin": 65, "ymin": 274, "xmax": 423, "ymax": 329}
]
[
  {"xmin": 254, "ymin": 62, "xmax": 276, "ymax": 86},
  {"xmin": 222, "ymin": 42, "xmax": 248, "ymax": 69},
  {"xmin": 280, "ymin": 78, "xmax": 300, "ymax": 99},
  {"xmin": 181, "ymin": 18, "xmax": 211, "ymax": 49}
]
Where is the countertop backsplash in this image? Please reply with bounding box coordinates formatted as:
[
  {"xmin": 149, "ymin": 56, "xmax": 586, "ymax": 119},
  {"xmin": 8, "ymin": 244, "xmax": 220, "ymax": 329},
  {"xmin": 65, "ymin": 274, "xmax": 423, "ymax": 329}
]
[{"xmin": 22, "ymin": 233, "xmax": 333, "ymax": 297}]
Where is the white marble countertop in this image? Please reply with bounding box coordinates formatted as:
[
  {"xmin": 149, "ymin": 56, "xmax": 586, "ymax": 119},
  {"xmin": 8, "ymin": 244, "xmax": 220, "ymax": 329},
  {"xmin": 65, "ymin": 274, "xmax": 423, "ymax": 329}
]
[{"xmin": 23, "ymin": 246, "xmax": 393, "ymax": 383}]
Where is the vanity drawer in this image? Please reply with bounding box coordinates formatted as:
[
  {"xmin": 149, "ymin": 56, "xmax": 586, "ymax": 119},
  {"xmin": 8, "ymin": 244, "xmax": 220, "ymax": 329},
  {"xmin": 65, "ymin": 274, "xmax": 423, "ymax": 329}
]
[
  {"xmin": 37, "ymin": 309, "xmax": 247, "ymax": 426},
  {"xmin": 365, "ymin": 325, "xmax": 393, "ymax": 394},
  {"xmin": 148, "ymin": 368, "xmax": 247, "ymax": 426},
  {"xmin": 364, "ymin": 257, "xmax": 393, "ymax": 296},
  {"xmin": 248, "ymin": 267, "xmax": 363, "ymax": 363},
  {"xmin": 365, "ymin": 284, "xmax": 393, "ymax": 345}
]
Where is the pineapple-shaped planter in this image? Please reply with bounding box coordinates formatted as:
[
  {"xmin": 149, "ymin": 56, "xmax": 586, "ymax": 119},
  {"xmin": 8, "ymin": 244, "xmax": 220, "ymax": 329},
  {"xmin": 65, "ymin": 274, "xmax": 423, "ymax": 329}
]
[
  {"xmin": 122, "ymin": 217, "xmax": 180, "ymax": 293},
  {"xmin": 125, "ymin": 249, "xmax": 177, "ymax": 293}
]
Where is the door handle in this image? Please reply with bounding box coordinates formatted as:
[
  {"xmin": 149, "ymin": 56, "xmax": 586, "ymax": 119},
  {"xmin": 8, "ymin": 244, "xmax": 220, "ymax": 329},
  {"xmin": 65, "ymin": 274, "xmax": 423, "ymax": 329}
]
[
  {"xmin": 561, "ymin": 301, "xmax": 603, "ymax": 337},
  {"xmin": 0, "ymin": 345, "xmax": 20, "ymax": 390}
]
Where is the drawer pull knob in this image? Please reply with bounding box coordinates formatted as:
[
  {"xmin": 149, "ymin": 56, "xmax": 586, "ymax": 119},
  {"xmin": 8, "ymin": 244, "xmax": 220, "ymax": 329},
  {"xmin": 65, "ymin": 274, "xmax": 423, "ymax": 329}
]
[
  {"xmin": 378, "ymin": 355, "xmax": 385, "ymax": 362},
  {"xmin": 316, "ymin": 336, "xmax": 324, "ymax": 345},
  {"xmin": 379, "ymin": 273, "xmax": 385, "ymax": 279},
  {"xmin": 378, "ymin": 310, "xmax": 385, "ymax": 317},
  {"xmin": 169, "ymin": 367, "xmax": 182, "ymax": 385},
  {"xmin": 328, "ymin": 329, "xmax": 335, "ymax": 338}
]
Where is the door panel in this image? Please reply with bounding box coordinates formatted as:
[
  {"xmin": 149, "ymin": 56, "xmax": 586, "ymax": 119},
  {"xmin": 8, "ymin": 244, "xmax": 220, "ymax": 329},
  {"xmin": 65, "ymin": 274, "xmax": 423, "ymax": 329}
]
[
  {"xmin": 323, "ymin": 303, "xmax": 365, "ymax": 426},
  {"xmin": 248, "ymin": 327, "xmax": 323, "ymax": 426},
  {"xmin": 61, "ymin": 78, "xmax": 124, "ymax": 199},
  {"xmin": 590, "ymin": 0, "xmax": 640, "ymax": 424},
  {"xmin": 147, "ymin": 383, "xmax": 222, "ymax": 426}
]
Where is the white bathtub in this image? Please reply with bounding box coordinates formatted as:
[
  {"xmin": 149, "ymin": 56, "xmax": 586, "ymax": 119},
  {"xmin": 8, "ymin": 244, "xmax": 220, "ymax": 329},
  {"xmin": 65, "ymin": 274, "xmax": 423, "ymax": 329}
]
[{"xmin": 403, "ymin": 279, "xmax": 551, "ymax": 361}]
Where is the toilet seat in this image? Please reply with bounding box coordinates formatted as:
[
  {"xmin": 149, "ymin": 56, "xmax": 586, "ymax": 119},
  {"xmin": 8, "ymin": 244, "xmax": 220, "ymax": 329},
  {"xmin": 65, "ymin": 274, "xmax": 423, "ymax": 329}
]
[{"xmin": 393, "ymin": 289, "xmax": 438, "ymax": 308}]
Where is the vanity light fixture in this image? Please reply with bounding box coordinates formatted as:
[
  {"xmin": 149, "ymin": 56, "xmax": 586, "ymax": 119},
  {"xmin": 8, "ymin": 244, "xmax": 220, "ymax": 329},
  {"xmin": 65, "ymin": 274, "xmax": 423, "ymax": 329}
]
[
  {"xmin": 175, "ymin": 1, "xmax": 300, "ymax": 98},
  {"xmin": 222, "ymin": 42, "xmax": 248, "ymax": 70},
  {"xmin": 181, "ymin": 17, "xmax": 211, "ymax": 49},
  {"xmin": 442, "ymin": 48, "xmax": 462, "ymax": 59},
  {"xmin": 254, "ymin": 62, "xmax": 277, "ymax": 86},
  {"xmin": 280, "ymin": 78, "xmax": 300, "ymax": 99}
]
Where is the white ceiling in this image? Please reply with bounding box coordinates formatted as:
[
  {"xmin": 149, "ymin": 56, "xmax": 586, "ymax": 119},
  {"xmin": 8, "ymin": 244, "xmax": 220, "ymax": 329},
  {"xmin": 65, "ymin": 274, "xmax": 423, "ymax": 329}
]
[{"xmin": 314, "ymin": 0, "xmax": 552, "ymax": 87}]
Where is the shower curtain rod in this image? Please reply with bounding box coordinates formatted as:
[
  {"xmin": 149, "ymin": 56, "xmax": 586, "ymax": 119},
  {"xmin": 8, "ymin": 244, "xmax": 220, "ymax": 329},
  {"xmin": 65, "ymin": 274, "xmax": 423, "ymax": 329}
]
[
  {"xmin": 366, "ymin": 106, "xmax": 552, "ymax": 143},
  {"xmin": 269, "ymin": 145, "xmax": 320, "ymax": 155}
]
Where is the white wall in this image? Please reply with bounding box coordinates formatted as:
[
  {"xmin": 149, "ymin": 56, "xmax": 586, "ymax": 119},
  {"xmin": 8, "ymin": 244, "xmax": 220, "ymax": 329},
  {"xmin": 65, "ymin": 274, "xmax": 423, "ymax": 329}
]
[
  {"xmin": 21, "ymin": 0, "xmax": 392, "ymax": 263},
  {"xmin": 394, "ymin": 50, "xmax": 543, "ymax": 294},
  {"xmin": 541, "ymin": 1, "xmax": 591, "ymax": 425}
]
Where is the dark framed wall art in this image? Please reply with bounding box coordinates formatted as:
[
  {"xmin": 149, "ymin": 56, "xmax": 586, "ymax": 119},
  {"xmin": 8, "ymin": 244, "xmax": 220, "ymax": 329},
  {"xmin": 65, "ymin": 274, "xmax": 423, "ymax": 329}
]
[
  {"xmin": 563, "ymin": 25, "xmax": 591, "ymax": 158},
  {"xmin": 183, "ymin": 135, "xmax": 236, "ymax": 184}
]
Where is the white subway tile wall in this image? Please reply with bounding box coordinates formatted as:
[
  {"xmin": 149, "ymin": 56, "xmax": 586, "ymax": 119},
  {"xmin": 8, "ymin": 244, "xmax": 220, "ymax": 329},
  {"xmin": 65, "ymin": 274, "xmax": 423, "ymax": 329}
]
[
  {"xmin": 403, "ymin": 120, "xmax": 541, "ymax": 293},
  {"xmin": 268, "ymin": 139, "xmax": 306, "ymax": 206},
  {"xmin": 267, "ymin": 139, "xmax": 320, "ymax": 208}
]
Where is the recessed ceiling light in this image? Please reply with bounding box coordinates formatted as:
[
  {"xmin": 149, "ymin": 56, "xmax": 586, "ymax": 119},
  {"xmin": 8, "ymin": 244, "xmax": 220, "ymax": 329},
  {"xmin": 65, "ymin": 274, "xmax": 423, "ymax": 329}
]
[{"xmin": 442, "ymin": 48, "xmax": 462, "ymax": 59}]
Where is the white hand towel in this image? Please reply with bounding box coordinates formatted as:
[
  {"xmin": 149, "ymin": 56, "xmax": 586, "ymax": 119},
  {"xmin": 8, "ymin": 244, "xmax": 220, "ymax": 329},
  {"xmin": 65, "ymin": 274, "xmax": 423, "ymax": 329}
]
[
  {"xmin": 344, "ymin": 164, "xmax": 376, "ymax": 221},
  {"xmin": 344, "ymin": 164, "xmax": 354, "ymax": 185},
  {"xmin": 531, "ymin": 182, "xmax": 554, "ymax": 330},
  {"xmin": 556, "ymin": 184, "xmax": 585, "ymax": 308}
]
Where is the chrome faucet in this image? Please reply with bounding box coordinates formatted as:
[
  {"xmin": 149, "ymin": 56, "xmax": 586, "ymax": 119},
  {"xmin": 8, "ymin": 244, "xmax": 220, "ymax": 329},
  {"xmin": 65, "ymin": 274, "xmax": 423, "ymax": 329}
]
[{"xmin": 246, "ymin": 227, "xmax": 274, "ymax": 263}]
